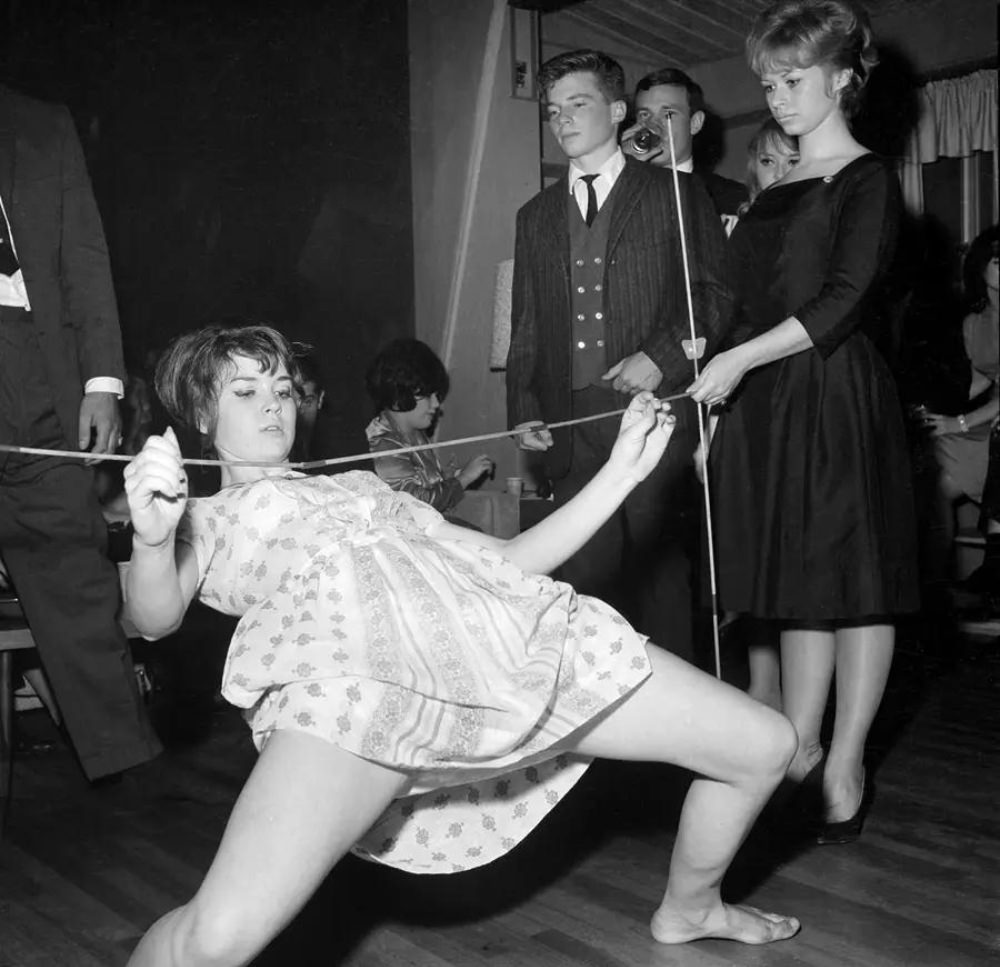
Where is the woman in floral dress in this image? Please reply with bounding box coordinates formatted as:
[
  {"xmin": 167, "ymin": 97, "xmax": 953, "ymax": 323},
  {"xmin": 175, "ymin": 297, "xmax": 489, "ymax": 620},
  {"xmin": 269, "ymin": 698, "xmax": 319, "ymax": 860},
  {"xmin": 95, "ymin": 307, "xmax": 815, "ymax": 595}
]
[{"xmin": 124, "ymin": 325, "xmax": 799, "ymax": 965}]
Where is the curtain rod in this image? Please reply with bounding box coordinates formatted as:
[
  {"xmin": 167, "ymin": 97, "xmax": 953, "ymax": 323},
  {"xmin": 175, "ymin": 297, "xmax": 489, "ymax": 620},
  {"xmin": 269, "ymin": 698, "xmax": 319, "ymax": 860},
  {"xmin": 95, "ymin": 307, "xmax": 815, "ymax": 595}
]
[{"xmin": 919, "ymin": 56, "xmax": 997, "ymax": 85}]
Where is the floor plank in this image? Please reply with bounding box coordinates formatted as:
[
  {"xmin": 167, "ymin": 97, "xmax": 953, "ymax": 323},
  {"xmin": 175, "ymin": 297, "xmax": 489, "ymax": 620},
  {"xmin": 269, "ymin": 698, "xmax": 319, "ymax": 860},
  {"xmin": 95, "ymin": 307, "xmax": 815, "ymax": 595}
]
[{"xmin": 0, "ymin": 627, "xmax": 996, "ymax": 966}]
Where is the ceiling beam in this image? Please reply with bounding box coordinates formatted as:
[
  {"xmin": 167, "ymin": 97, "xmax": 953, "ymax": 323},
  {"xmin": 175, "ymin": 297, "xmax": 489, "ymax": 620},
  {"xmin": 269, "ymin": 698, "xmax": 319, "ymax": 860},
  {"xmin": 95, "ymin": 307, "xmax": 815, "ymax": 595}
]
[
  {"xmin": 508, "ymin": 0, "xmax": 588, "ymax": 12},
  {"xmin": 566, "ymin": 6, "xmax": 732, "ymax": 63}
]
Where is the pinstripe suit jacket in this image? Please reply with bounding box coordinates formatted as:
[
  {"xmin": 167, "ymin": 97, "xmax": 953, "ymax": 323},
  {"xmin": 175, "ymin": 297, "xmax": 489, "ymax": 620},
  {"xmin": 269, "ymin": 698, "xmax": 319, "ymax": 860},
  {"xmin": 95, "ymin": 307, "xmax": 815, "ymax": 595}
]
[{"xmin": 506, "ymin": 157, "xmax": 731, "ymax": 477}]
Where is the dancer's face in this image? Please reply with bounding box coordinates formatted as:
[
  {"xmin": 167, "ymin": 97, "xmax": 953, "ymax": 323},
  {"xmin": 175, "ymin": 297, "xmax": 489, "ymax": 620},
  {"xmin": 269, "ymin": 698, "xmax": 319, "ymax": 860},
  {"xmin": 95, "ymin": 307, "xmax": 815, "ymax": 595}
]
[
  {"xmin": 545, "ymin": 71, "xmax": 625, "ymax": 170},
  {"xmin": 208, "ymin": 354, "xmax": 297, "ymax": 464},
  {"xmin": 754, "ymin": 137, "xmax": 799, "ymax": 190},
  {"xmin": 761, "ymin": 60, "xmax": 850, "ymax": 138}
]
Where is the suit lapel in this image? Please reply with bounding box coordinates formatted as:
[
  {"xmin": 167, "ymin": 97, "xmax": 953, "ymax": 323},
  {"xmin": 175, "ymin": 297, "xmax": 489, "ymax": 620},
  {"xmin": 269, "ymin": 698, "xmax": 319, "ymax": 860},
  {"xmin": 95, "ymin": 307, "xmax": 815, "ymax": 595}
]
[
  {"xmin": 539, "ymin": 178, "xmax": 570, "ymax": 280},
  {"xmin": 607, "ymin": 159, "xmax": 648, "ymax": 257}
]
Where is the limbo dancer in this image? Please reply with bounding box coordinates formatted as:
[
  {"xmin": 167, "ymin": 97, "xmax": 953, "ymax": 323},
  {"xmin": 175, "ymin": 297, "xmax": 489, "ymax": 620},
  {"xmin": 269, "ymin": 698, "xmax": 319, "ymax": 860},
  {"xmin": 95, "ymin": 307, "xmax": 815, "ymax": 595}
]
[{"xmin": 122, "ymin": 324, "xmax": 800, "ymax": 965}]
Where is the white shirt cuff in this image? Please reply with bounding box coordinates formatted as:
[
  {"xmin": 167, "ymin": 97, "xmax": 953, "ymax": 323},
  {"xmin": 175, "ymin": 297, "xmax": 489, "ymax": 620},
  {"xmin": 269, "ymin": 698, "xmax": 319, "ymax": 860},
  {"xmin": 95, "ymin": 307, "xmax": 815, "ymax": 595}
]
[{"xmin": 85, "ymin": 377, "xmax": 124, "ymax": 398}]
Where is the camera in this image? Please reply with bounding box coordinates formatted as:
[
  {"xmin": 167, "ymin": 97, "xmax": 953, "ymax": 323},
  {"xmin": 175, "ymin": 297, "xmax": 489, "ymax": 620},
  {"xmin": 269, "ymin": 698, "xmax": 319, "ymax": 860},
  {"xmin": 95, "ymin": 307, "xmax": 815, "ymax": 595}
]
[{"xmin": 628, "ymin": 127, "xmax": 662, "ymax": 154}]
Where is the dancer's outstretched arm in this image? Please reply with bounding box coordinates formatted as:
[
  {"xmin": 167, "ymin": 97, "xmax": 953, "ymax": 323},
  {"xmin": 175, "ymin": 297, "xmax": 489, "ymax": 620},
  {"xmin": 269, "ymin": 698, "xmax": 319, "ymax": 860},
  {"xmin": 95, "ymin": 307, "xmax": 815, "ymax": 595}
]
[
  {"xmin": 122, "ymin": 427, "xmax": 200, "ymax": 638},
  {"xmin": 429, "ymin": 393, "xmax": 674, "ymax": 575}
]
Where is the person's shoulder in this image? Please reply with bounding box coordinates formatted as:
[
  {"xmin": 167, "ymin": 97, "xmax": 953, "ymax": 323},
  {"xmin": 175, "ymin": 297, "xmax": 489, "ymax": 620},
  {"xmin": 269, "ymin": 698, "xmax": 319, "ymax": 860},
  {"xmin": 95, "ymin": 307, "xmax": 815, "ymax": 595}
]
[
  {"xmin": 518, "ymin": 178, "xmax": 565, "ymax": 220},
  {"xmin": 625, "ymin": 156, "xmax": 675, "ymax": 186},
  {"xmin": 835, "ymin": 153, "xmax": 899, "ymax": 204},
  {"xmin": 698, "ymin": 171, "xmax": 749, "ymax": 215},
  {"xmin": 365, "ymin": 413, "xmax": 395, "ymax": 448},
  {"xmin": 0, "ymin": 85, "xmax": 70, "ymax": 124},
  {"xmin": 838, "ymin": 152, "xmax": 893, "ymax": 183}
]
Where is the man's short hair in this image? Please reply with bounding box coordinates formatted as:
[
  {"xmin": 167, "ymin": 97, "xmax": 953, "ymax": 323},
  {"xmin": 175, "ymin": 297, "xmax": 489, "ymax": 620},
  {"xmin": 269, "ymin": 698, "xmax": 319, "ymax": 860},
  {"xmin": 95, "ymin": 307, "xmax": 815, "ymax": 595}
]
[
  {"xmin": 634, "ymin": 67, "xmax": 704, "ymax": 115},
  {"xmin": 292, "ymin": 348, "xmax": 325, "ymax": 394},
  {"xmin": 537, "ymin": 49, "xmax": 626, "ymax": 104}
]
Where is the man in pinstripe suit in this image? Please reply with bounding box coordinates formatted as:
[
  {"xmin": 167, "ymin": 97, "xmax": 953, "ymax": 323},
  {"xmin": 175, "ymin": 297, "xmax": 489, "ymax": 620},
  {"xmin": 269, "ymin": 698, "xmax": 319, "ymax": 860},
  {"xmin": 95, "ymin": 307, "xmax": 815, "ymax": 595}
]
[{"xmin": 506, "ymin": 50, "xmax": 731, "ymax": 660}]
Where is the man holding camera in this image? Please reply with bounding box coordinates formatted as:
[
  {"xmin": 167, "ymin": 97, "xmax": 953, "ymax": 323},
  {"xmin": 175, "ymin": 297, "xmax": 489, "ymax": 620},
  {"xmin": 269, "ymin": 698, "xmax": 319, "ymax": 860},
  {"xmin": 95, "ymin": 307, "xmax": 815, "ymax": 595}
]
[
  {"xmin": 622, "ymin": 68, "xmax": 747, "ymax": 227},
  {"xmin": 506, "ymin": 50, "xmax": 730, "ymax": 660}
]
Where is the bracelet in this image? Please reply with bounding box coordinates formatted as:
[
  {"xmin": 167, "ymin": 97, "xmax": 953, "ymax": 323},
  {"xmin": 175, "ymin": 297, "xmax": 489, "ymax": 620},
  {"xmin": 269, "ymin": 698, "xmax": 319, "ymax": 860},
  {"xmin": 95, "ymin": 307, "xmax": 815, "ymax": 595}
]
[{"xmin": 957, "ymin": 414, "xmax": 969, "ymax": 433}]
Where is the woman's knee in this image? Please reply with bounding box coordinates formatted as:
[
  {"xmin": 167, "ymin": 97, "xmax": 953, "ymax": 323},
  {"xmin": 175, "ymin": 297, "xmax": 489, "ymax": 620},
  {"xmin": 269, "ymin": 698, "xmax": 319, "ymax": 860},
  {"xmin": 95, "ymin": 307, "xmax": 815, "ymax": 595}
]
[
  {"xmin": 746, "ymin": 708, "xmax": 797, "ymax": 778},
  {"xmin": 170, "ymin": 901, "xmax": 267, "ymax": 967}
]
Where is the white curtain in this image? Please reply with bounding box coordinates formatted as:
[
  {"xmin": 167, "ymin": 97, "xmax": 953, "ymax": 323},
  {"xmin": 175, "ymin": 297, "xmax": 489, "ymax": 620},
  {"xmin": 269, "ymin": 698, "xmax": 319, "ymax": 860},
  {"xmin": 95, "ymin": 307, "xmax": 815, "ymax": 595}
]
[{"xmin": 900, "ymin": 68, "xmax": 997, "ymax": 213}]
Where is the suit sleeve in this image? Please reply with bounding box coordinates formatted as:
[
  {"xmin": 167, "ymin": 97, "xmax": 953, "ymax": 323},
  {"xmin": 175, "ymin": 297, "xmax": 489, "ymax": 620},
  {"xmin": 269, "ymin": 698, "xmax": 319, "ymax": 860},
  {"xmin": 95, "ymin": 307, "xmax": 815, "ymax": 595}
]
[
  {"xmin": 639, "ymin": 174, "xmax": 733, "ymax": 393},
  {"xmin": 57, "ymin": 106, "xmax": 125, "ymax": 383},
  {"xmin": 794, "ymin": 162, "xmax": 900, "ymax": 359},
  {"xmin": 506, "ymin": 206, "xmax": 542, "ymax": 429}
]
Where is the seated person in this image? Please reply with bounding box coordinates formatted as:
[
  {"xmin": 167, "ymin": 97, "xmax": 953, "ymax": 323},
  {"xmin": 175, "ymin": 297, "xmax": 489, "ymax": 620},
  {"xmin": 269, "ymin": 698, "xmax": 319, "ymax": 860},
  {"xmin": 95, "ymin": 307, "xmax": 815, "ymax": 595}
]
[
  {"xmin": 122, "ymin": 324, "xmax": 798, "ymax": 963},
  {"xmin": 966, "ymin": 416, "xmax": 1000, "ymax": 605},
  {"xmin": 918, "ymin": 226, "xmax": 999, "ymax": 510},
  {"xmin": 364, "ymin": 338, "xmax": 493, "ymax": 513}
]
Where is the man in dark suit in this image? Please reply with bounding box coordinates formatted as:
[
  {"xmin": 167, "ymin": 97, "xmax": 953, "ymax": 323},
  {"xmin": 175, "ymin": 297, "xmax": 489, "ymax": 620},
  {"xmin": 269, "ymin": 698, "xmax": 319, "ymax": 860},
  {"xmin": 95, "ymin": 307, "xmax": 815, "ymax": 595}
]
[
  {"xmin": 0, "ymin": 86, "xmax": 161, "ymax": 781},
  {"xmin": 622, "ymin": 67, "xmax": 747, "ymax": 229},
  {"xmin": 506, "ymin": 50, "xmax": 730, "ymax": 660}
]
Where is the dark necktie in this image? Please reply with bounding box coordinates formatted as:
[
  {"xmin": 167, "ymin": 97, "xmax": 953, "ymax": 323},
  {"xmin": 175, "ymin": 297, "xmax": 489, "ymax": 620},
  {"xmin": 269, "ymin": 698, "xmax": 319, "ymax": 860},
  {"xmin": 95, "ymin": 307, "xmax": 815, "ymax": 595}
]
[{"xmin": 579, "ymin": 174, "xmax": 599, "ymax": 227}]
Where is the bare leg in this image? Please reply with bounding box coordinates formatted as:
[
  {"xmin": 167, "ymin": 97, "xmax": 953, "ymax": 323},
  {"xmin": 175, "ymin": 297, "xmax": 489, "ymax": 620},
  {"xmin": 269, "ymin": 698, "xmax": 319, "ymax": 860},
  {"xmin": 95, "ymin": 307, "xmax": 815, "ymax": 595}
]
[
  {"xmin": 779, "ymin": 629, "xmax": 835, "ymax": 780},
  {"xmin": 567, "ymin": 644, "xmax": 800, "ymax": 945},
  {"xmin": 824, "ymin": 624, "xmax": 894, "ymax": 821},
  {"xmin": 127, "ymin": 731, "xmax": 408, "ymax": 967},
  {"xmin": 747, "ymin": 638, "xmax": 782, "ymax": 711}
]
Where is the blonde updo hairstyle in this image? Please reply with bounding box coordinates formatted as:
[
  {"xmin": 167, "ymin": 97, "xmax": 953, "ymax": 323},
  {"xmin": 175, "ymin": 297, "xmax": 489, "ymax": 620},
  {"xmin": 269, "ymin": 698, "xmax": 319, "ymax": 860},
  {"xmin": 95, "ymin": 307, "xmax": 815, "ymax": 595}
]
[{"xmin": 747, "ymin": 0, "xmax": 878, "ymax": 118}]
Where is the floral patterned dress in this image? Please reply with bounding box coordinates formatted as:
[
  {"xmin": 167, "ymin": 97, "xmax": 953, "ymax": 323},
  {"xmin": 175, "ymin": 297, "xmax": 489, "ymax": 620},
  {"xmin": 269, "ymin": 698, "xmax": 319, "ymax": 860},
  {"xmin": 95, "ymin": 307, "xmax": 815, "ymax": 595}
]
[{"xmin": 178, "ymin": 470, "xmax": 651, "ymax": 873}]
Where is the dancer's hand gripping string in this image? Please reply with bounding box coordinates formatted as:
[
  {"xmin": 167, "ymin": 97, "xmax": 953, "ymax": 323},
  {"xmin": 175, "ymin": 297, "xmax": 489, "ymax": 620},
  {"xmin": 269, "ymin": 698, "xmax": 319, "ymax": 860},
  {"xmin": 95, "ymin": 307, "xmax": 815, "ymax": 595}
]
[
  {"xmin": 607, "ymin": 392, "xmax": 676, "ymax": 483},
  {"xmin": 123, "ymin": 426, "xmax": 189, "ymax": 549}
]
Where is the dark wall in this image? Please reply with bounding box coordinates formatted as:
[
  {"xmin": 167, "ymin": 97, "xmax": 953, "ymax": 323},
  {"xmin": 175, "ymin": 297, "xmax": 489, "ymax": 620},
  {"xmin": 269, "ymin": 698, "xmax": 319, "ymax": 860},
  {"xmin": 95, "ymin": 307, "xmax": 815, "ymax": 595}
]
[{"xmin": 0, "ymin": 0, "xmax": 413, "ymax": 457}]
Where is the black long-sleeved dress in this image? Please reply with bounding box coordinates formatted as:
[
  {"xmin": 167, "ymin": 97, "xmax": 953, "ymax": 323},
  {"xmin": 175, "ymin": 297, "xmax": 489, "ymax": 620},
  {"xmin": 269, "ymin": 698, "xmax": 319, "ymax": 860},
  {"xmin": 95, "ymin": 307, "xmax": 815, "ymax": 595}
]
[{"xmin": 709, "ymin": 154, "xmax": 920, "ymax": 621}]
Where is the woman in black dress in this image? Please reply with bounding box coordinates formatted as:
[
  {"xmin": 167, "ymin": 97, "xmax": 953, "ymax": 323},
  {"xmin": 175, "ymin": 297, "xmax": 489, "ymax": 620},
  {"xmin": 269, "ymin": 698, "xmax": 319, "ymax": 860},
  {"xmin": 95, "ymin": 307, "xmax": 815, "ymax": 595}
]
[{"xmin": 689, "ymin": 0, "xmax": 919, "ymax": 843}]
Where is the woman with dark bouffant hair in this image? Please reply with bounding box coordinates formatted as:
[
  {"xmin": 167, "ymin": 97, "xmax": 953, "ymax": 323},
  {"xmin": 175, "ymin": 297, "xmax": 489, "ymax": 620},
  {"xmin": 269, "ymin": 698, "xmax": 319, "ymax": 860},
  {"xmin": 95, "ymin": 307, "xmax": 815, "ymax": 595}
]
[
  {"xmin": 364, "ymin": 338, "xmax": 493, "ymax": 513},
  {"xmin": 689, "ymin": 0, "xmax": 919, "ymax": 845}
]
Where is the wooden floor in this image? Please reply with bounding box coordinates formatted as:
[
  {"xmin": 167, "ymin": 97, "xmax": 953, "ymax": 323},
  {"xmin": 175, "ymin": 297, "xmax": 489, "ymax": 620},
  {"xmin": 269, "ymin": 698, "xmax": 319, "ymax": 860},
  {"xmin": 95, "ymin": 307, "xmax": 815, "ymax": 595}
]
[{"xmin": 0, "ymin": 620, "xmax": 997, "ymax": 967}]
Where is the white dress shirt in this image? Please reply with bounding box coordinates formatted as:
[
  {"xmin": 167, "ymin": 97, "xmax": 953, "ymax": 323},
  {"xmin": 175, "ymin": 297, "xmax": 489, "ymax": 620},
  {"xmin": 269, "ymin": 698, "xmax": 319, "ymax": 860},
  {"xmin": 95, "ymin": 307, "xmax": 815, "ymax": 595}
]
[
  {"xmin": 568, "ymin": 149, "xmax": 627, "ymax": 220},
  {"xmin": 0, "ymin": 193, "xmax": 122, "ymax": 397}
]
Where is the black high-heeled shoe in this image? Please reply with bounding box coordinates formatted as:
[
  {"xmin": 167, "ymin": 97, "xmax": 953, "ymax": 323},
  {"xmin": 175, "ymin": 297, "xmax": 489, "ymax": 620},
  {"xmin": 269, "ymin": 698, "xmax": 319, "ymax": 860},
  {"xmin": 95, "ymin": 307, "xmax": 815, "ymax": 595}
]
[{"xmin": 816, "ymin": 770, "xmax": 872, "ymax": 846}]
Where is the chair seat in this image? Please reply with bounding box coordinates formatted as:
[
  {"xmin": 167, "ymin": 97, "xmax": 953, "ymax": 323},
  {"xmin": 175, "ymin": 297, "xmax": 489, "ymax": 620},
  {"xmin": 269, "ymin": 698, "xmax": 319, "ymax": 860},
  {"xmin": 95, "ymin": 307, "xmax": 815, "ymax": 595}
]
[
  {"xmin": 0, "ymin": 594, "xmax": 27, "ymax": 624},
  {"xmin": 0, "ymin": 626, "xmax": 34, "ymax": 651},
  {"xmin": 955, "ymin": 527, "xmax": 987, "ymax": 547}
]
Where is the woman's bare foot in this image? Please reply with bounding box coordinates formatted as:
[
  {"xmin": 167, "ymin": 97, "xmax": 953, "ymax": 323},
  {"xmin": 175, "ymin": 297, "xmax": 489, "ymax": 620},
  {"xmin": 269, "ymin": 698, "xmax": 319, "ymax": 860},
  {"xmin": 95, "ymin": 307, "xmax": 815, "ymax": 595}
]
[{"xmin": 651, "ymin": 900, "xmax": 801, "ymax": 945}]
